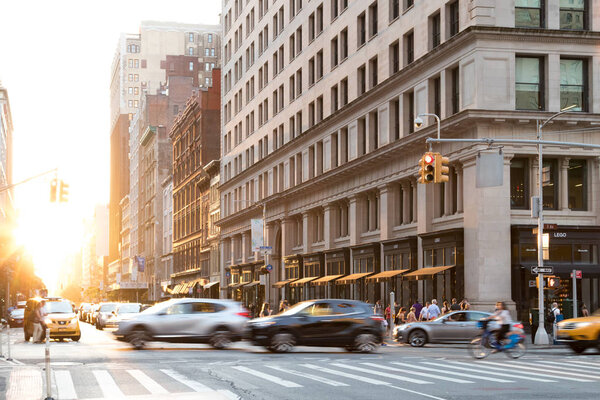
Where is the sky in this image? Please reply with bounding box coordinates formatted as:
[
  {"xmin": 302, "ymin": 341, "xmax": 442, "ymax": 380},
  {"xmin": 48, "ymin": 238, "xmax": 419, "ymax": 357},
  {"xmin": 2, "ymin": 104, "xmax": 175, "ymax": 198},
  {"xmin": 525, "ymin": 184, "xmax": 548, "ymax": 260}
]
[{"xmin": 0, "ymin": 0, "xmax": 221, "ymax": 290}]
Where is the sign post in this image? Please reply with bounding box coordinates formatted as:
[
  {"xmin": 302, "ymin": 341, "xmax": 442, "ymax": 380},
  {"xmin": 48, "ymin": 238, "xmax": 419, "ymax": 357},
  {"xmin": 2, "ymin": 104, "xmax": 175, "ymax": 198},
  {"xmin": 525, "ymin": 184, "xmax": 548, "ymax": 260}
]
[
  {"xmin": 389, "ymin": 291, "xmax": 395, "ymax": 340},
  {"xmin": 572, "ymin": 269, "xmax": 580, "ymax": 318}
]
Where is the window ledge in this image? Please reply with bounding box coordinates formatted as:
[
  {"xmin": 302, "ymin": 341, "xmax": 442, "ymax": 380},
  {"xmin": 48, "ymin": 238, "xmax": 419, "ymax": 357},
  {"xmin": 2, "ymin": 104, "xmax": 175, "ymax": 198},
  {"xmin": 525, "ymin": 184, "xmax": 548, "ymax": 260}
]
[
  {"xmin": 389, "ymin": 16, "xmax": 399, "ymax": 26},
  {"xmin": 357, "ymin": 42, "xmax": 366, "ymax": 51},
  {"xmin": 292, "ymin": 245, "xmax": 303, "ymax": 252},
  {"xmin": 334, "ymin": 236, "xmax": 350, "ymax": 243},
  {"xmin": 368, "ymin": 33, "xmax": 378, "ymax": 42},
  {"xmin": 403, "ymin": 6, "xmax": 414, "ymax": 15}
]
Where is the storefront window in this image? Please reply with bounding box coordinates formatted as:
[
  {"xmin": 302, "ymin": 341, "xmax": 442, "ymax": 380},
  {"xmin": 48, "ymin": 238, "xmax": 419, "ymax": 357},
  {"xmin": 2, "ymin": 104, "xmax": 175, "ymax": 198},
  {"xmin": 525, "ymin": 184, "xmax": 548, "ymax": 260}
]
[
  {"xmin": 568, "ymin": 159, "xmax": 586, "ymax": 210},
  {"xmin": 304, "ymin": 262, "xmax": 320, "ymax": 277},
  {"xmin": 515, "ymin": 0, "xmax": 544, "ymax": 28},
  {"xmin": 444, "ymin": 247, "xmax": 456, "ymax": 266},
  {"xmin": 516, "ymin": 57, "xmax": 543, "ymax": 110},
  {"xmin": 402, "ymin": 253, "xmax": 411, "ymax": 268},
  {"xmin": 327, "ymin": 260, "xmax": 344, "ymax": 275},
  {"xmin": 285, "ymin": 263, "xmax": 299, "ymax": 279},
  {"xmin": 354, "ymin": 257, "xmax": 374, "ymax": 273},
  {"xmin": 510, "ymin": 158, "xmax": 528, "ymax": 209},
  {"xmin": 573, "ymin": 244, "xmax": 598, "ymax": 264},
  {"xmin": 242, "ymin": 270, "xmax": 251, "ymax": 283},
  {"xmin": 424, "ymin": 250, "xmax": 433, "ymax": 267},
  {"xmin": 520, "ymin": 245, "xmax": 537, "ymax": 263},
  {"xmin": 231, "ymin": 272, "xmax": 240, "ymax": 284},
  {"xmin": 435, "ymin": 248, "xmax": 444, "ymax": 266},
  {"xmin": 549, "ymin": 244, "xmax": 572, "ymax": 263},
  {"xmin": 385, "ymin": 254, "xmax": 401, "ymax": 270},
  {"xmin": 542, "ymin": 159, "xmax": 558, "ymax": 209}
]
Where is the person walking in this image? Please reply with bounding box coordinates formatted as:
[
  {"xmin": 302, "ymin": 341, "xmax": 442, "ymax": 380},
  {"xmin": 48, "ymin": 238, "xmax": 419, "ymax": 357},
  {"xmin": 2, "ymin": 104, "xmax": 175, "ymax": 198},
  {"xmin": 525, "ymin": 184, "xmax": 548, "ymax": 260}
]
[
  {"xmin": 460, "ymin": 299, "xmax": 471, "ymax": 310},
  {"xmin": 450, "ymin": 298, "xmax": 461, "ymax": 311},
  {"xmin": 396, "ymin": 307, "xmax": 406, "ymax": 325},
  {"xmin": 259, "ymin": 302, "xmax": 271, "ymax": 318},
  {"xmin": 33, "ymin": 300, "xmax": 47, "ymax": 343},
  {"xmin": 428, "ymin": 299, "xmax": 441, "ymax": 320},
  {"xmin": 419, "ymin": 302, "xmax": 430, "ymax": 321},
  {"xmin": 549, "ymin": 302, "xmax": 561, "ymax": 342},
  {"xmin": 406, "ymin": 307, "xmax": 418, "ymax": 323},
  {"xmin": 441, "ymin": 300, "xmax": 450, "ymax": 315},
  {"xmin": 581, "ymin": 304, "xmax": 590, "ymax": 317},
  {"xmin": 384, "ymin": 304, "xmax": 391, "ymax": 325},
  {"xmin": 373, "ymin": 300, "xmax": 383, "ymax": 316},
  {"xmin": 412, "ymin": 300, "xmax": 423, "ymax": 319}
]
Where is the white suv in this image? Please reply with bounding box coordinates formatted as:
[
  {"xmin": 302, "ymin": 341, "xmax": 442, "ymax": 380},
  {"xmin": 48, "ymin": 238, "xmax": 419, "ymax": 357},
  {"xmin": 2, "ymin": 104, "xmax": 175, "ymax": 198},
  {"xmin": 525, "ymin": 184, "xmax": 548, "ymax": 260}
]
[{"xmin": 113, "ymin": 298, "xmax": 250, "ymax": 349}]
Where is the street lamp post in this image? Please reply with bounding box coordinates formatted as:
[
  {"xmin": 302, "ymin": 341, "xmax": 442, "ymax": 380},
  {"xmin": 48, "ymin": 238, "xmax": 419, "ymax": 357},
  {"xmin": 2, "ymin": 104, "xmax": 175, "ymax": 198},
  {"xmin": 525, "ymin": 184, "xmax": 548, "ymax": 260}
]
[
  {"xmin": 415, "ymin": 113, "xmax": 441, "ymax": 149},
  {"xmin": 534, "ymin": 105, "xmax": 577, "ymax": 346}
]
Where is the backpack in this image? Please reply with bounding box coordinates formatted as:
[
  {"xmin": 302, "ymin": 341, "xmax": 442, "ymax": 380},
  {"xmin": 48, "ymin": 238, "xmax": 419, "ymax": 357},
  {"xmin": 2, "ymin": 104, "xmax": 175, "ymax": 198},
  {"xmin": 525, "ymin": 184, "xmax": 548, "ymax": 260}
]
[{"xmin": 545, "ymin": 309, "xmax": 555, "ymax": 324}]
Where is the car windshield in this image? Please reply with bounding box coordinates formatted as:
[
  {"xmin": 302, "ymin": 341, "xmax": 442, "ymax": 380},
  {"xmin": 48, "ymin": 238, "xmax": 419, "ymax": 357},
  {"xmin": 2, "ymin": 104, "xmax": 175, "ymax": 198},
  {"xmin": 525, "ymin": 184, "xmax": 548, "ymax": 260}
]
[
  {"xmin": 45, "ymin": 301, "xmax": 73, "ymax": 314},
  {"xmin": 279, "ymin": 301, "xmax": 312, "ymax": 316},
  {"xmin": 11, "ymin": 309, "xmax": 24, "ymax": 317},
  {"xmin": 118, "ymin": 304, "xmax": 140, "ymax": 314},
  {"xmin": 99, "ymin": 304, "xmax": 117, "ymax": 313},
  {"xmin": 141, "ymin": 300, "xmax": 174, "ymax": 315}
]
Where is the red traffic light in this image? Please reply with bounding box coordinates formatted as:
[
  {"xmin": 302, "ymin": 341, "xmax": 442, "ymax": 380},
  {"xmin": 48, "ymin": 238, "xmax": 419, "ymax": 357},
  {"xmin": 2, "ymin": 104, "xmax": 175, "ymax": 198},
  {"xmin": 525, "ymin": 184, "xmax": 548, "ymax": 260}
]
[{"xmin": 424, "ymin": 154, "xmax": 435, "ymax": 164}]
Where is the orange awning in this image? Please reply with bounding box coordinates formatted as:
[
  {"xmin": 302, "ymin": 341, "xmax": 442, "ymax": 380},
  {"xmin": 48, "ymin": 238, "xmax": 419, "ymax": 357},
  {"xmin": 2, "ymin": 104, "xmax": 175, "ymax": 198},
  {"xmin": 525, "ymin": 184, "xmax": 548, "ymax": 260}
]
[
  {"xmin": 402, "ymin": 266, "xmax": 454, "ymax": 279},
  {"xmin": 335, "ymin": 272, "xmax": 373, "ymax": 285},
  {"xmin": 243, "ymin": 281, "xmax": 261, "ymax": 288},
  {"xmin": 366, "ymin": 269, "xmax": 409, "ymax": 282},
  {"xmin": 290, "ymin": 276, "xmax": 318, "ymax": 287},
  {"xmin": 272, "ymin": 279, "xmax": 297, "ymax": 288},
  {"xmin": 311, "ymin": 274, "xmax": 345, "ymax": 286}
]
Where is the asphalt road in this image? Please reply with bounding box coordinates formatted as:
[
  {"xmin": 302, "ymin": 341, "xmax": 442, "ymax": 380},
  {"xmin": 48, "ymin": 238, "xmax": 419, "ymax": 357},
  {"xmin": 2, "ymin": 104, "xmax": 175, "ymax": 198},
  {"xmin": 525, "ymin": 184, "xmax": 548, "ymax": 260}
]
[{"xmin": 1, "ymin": 322, "xmax": 599, "ymax": 400}]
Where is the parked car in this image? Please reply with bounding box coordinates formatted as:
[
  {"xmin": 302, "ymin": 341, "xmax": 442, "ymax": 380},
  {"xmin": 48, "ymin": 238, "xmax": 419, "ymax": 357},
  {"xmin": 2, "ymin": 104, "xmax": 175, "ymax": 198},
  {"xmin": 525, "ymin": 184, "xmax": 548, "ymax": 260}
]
[
  {"xmin": 104, "ymin": 303, "xmax": 142, "ymax": 328},
  {"xmin": 88, "ymin": 304, "xmax": 100, "ymax": 324},
  {"xmin": 78, "ymin": 303, "xmax": 92, "ymax": 321},
  {"xmin": 394, "ymin": 310, "xmax": 503, "ymax": 347},
  {"xmin": 24, "ymin": 297, "xmax": 81, "ymax": 342},
  {"xmin": 247, "ymin": 299, "xmax": 385, "ymax": 353},
  {"xmin": 557, "ymin": 309, "xmax": 600, "ymax": 353},
  {"xmin": 8, "ymin": 308, "xmax": 25, "ymax": 327},
  {"xmin": 95, "ymin": 303, "xmax": 119, "ymax": 330},
  {"xmin": 113, "ymin": 298, "xmax": 249, "ymax": 350}
]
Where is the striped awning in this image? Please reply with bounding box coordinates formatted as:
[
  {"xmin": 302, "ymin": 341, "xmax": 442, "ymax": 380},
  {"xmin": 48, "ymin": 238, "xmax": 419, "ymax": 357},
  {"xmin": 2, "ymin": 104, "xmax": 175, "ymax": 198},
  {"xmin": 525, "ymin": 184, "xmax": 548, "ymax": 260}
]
[
  {"xmin": 335, "ymin": 272, "xmax": 373, "ymax": 285},
  {"xmin": 366, "ymin": 269, "xmax": 409, "ymax": 282},
  {"xmin": 311, "ymin": 274, "xmax": 345, "ymax": 286},
  {"xmin": 290, "ymin": 276, "xmax": 318, "ymax": 287},
  {"xmin": 402, "ymin": 266, "xmax": 454, "ymax": 279},
  {"xmin": 272, "ymin": 279, "xmax": 297, "ymax": 288}
]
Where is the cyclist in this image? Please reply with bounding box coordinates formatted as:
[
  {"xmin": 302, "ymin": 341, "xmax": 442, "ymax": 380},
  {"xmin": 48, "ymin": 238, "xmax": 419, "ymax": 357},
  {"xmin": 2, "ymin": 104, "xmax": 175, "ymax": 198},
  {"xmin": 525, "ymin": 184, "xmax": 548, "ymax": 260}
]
[{"xmin": 486, "ymin": 301, "xmax": 512, "ymax": 349}]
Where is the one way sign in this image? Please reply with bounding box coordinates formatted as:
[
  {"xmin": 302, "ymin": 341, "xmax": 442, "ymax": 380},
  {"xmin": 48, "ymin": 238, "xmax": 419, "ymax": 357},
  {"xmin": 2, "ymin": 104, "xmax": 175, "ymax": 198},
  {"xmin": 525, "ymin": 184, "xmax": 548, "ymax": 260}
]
[{"xmin": 532, "ymin": 266, "xmax": 553, "ymax": 274}]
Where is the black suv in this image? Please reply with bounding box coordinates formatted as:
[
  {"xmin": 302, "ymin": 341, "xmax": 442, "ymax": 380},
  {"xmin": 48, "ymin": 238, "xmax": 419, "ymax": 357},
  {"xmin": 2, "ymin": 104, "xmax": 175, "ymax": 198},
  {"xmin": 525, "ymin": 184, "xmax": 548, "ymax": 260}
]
[{"xmin": 248, "ymin": 299, "xmax": 385, "ymax": 353}]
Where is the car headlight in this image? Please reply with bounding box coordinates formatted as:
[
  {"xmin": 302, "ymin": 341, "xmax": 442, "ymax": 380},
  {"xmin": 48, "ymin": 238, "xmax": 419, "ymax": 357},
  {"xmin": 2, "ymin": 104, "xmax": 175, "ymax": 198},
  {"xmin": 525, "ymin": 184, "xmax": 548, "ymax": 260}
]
[
  {"xmin": 70, "ymin": 318, "xmax": 78, "ymax": 324},
  {"xmin": 575, "ymin": 322, "xmax": 591, "ymax": 328},
  {"xmin": 45, "ymin": 317, "xmax": 53, "ymax": 325}
]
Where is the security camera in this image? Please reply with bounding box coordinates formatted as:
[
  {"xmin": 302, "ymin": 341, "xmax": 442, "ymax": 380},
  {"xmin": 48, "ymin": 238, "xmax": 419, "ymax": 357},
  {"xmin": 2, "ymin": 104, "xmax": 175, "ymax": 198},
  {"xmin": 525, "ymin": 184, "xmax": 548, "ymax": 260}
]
[{"xmin": 414, "ymin": 116, "xmax": 424, "ymax": 129}]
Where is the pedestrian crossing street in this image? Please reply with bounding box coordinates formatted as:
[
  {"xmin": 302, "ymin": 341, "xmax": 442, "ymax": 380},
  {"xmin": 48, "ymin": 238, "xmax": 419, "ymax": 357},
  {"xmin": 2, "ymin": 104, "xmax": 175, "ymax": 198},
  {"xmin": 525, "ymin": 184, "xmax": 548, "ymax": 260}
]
[{"xmin": 6, "ymin": 356, "xmax": 600, "ymax": 399}]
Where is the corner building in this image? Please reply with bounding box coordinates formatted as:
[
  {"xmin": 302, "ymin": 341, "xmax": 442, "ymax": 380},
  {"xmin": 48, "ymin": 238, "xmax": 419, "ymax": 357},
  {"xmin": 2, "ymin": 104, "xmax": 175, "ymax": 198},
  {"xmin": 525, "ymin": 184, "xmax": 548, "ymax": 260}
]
[{"xmin": 219, "ymin": 0, "xmax": 600, "ymax": 321}]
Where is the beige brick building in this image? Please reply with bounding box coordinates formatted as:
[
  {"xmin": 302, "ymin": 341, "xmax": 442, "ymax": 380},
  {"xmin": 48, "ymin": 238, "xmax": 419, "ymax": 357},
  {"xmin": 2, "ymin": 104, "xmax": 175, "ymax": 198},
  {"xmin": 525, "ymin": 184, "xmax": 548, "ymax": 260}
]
[{"xmin": 219, "ymin": 0, "xmax": 600, "ymax": 322}]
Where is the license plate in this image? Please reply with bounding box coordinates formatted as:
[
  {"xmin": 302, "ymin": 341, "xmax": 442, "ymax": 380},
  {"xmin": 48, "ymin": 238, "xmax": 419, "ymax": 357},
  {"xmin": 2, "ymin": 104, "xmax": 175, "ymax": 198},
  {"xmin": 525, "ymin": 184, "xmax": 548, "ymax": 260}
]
[{"xmin": 58, "ymin": 328, "xmax": 68, "ymax": 331}]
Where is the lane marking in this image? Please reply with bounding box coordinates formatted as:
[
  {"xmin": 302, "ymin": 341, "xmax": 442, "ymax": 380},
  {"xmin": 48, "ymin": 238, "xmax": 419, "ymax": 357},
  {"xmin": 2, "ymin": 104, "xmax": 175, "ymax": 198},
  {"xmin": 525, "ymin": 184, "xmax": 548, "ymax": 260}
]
[
  {"xmin": 55, "ymin": 370, "xmax": 78, "ymax": 400},
  {"xmin": 478, "ymin": 361, "xmax": 595, "ymax": 382},
  {"xmin": 160, "ymin": 369, "xmax": 213, "ymax": 392},
  {"xmin": 232, "ymin": 365, "xmax": 302, "ymax": 388},
  {"xmin": 362, "ymin": 362, "xmax": 473, "ymax": 384},
  {"xmin": 420, "ymin": 361, "xmax": 555, "ymax": 383},
  {"xmin": 265, "ymin": 365, "xmax": 349, "ymax": 386},
  {"xmin": 128, "ymin": 369, "xmax": 169, "ymax": 395},
  {"xmin": 508, "ymin": 361, "xmax": 600, "ymax": 379},
  {"xmin": 299, "ymin": 363, "xmax": 389, "ymax": 385},
  {"xmin": 92, "ymin": 370, "xmax": 125, "ymax": 398},
  {"xmin": 545, "ymin": 360, "xmax": 600, "ymax": 370},
  {"xmin": 450, "ymin": 360, "xmax": 592, "ymax": 383},
  {"xmin": 388, "ymin": 384, "xmax": 448, "ymax": 400},
  {"xmin": 218, "ymin": 389, "xmax": 241, "ymax": 399},
  {"xmin": 331, "ymin": 363, "xmax": 432, "ymax": 385},
  {"xmin": 389, "ymin": 362, "xmax": 513, "ymax": 383}
]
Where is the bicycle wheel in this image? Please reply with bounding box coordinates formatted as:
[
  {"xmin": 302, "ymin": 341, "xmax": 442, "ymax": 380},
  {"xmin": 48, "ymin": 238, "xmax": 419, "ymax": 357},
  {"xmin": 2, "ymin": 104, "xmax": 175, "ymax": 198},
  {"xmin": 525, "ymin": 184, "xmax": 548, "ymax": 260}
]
[
  {"xmin": 468, "ymin": 336, "xmax": 491, "ymax": 359},
  {"xmin": 505, "ymin": 342, "xmax": 527, "ymax": 359}
]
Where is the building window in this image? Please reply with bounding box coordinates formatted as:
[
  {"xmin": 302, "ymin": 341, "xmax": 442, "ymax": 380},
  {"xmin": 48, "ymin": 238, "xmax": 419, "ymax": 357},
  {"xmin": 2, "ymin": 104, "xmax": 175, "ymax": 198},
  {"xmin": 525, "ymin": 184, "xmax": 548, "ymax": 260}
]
[
  {"xmin": 516, "ymin": 56, "xmax": 544, "ymax": 110},
  {"xmin": 211, "ymin": 48, "xmax": 215, "ymax": 57},
  {"xmin": 369, "ymin": 56, "xmax": 378, "ymax": 88},
  {"xmin": 188, "ymin": 48, "xmax": 194, "ymax": 56},
  {"xmin": 340, "ymin": 77, "xmax": 348, "ymax": 106},
  {"xmin": 515, "ymin": 0, "xmax": 544, "ymax": 28},
  {"xmin": 357, "ymin": 64, "xmax": 366, "ymax": 95},
  {"xmin": 331, "ymin": 36, "xmax": 339, "ymax": 67},
  {"xmin": 560, "ymin": 0, "xmax": 587, "ymax": 30},
  {"xmin": 542, "ymin": 159, "xmax": 558, "ymax": 210},
  {"xmin": 128, "ymin": 87, "xmax": 133, "ymax": 94},
  {"xmin": 510, "ymin": 158, "xmax": 529, "ymax": 209},
  {"xmin": 406, "ymin": 91, "xmax": 414, "ymax": 134},
  {"xmin": 332, "ymin": 0, "xmax": 339, "ymax": 20},
  {"xmin": 357, "ymin": 12, "xmax": 366, "ymax": 47},
  {"xmin": 316, "ymin": 50, "xmax": 324, "ymax": 80},
  {"xmin": 189, "ymin": 61, "xmax": 194, "ymax": 71},
  {"xmin": 404, "ymin": 0, "xmax": 414, "ymax": 11},
  {"xmin": 431, "ymin": 12, "xmax": 441, "ymax": 49},
  {"xmin": 433, "ymin": 76, "xmax": 441, "ymax": 117},
  {"xmin": 369, "ymin": 2, "xmax": 378, "ymax": 38},
  {"xmin": 189, "ymin": 33, "xmax": 194, "ymax": 42},
  {"xmin": 568, "ymin": 159, "xmax": 587, "ymax": 210},
  {"xmin": 448, "ymin": 1, "xmax": 459, "ymax": 37},
  {"xmin": 390, "ymin": 0, "xmax": 400, "ymax": 20},
  {"xmin": 389, "ymin": 41, "xmax": 399, "ymax": 74},
  {"xmin": 560, "ymin": 58, "xmax": 586, "ymax": 111},
  {"xmin": 404, "ymin": 31, "xmax": 414, "ymax": 65},
  {"xmin": 208, "ymin": 33, "xmax": 213, "ymax": 43}
]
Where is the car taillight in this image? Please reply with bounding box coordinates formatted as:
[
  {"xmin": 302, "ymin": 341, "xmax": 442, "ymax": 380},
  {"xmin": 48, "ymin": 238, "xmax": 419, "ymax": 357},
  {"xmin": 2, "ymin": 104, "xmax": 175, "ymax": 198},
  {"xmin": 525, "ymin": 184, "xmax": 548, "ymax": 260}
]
[
  {"xmin": 370, "ymin": 316, "xmax": 384, "ymax": 323},
  {"xmin": 513, "ymin": 323, "xmax": 524, "ymax": 329},
  {"xmin": 237, "ymin": 308, "xmax": 251, "ymax": 318}
]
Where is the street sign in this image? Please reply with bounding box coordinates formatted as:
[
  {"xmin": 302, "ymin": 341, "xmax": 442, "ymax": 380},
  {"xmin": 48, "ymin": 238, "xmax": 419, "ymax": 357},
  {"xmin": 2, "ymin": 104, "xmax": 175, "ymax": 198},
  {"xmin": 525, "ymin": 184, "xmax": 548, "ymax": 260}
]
[
  {"xmin": 532, "ymin": 266, "xmax": 553, "ymax": 274},
  {"xmin": 266, "ymin": 264, "xmax": 273, "ymax": 271},
  {"xmin": 571, "ymin": 270, "xmax": 582, "ymax": 279},
  {"xmin": 260, "ymin": 246, "xmax": 273, "ymax": 255},
  {"xmin": 528, "ymin": 280, "xmax": 536, "ymax": 288},
  {"xmin": 225, "ymin": 271, "xmax": 231, "ymax": 278}
]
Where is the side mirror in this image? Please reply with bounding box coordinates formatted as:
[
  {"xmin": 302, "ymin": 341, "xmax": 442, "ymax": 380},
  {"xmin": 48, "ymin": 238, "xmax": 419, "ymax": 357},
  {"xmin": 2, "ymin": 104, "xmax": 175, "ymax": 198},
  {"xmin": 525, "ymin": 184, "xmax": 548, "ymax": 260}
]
[{"xmin": 441, "ymin": 318, "xmax": 447, "ymax": 324}]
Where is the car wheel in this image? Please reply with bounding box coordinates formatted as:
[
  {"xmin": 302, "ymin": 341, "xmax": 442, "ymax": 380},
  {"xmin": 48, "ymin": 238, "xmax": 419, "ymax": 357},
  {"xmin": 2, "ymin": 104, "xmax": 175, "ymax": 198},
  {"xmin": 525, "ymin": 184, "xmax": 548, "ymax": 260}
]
[
  {"xmin": 353, "ymin": 333, "xmax": 378, "ymax": 353},
  {"xmin": 127, "ymin": 327, "xmax": 149, "ymax": 350},
  {"xmin": 408, "ymin": 330, "xmax": 427, "ymax": 347},
  {"xmin": 210, "ymin": 328, "xmax": 232, "ymax": 350},
  {"xmin": 71, "ymin": 335, "xmax": 81, "ymax": 342},
  {"xmin": 269, "ymin": 332, "xmax": 295, "ymax": 353},
  {"xmin": 569, "ymin": 343, "xmax": 587, "ymax": 354}
]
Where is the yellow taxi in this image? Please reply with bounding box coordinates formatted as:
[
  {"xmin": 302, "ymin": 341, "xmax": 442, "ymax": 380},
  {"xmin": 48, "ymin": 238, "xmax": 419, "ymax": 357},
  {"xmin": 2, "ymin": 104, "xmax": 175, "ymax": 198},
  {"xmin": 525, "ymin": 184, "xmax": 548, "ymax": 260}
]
[
  {"xmin": 25, "ymin": 297, "xmax": 81, "ymax": 341},
  {"xmin": 556, "ymin": 309, "xmax": 600, "ymax": 353}
]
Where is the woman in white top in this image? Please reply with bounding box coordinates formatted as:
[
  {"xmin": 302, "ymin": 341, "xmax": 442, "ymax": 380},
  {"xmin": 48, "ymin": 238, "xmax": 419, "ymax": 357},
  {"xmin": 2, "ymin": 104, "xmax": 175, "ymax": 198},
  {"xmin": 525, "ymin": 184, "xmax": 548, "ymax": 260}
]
[{"xmin": 488, "ymin": 301, "xmax": 512, "ymax": 344}]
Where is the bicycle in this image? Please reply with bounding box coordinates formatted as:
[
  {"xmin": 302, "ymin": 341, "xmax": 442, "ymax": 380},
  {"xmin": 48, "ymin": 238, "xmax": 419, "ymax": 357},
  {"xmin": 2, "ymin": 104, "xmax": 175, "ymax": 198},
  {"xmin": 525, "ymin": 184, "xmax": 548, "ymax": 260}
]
[{"xmin": 468, "ymin": 320, "xmax": 527, "ymax": 359}]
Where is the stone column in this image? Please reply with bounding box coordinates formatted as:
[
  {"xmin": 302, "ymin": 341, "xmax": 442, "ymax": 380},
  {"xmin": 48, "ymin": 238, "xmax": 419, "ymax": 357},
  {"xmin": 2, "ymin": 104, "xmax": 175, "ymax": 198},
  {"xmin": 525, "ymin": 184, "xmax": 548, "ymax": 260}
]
[
  {"xmin": 560, "ymin": 157, "xmax": 570, "ymax": 210},
  {"xmin": 444, "ymin": 175, "xmax": 453, "ymax": 216},
  {"xmin": 531, "ymin": 156, "xmax": 539, "ymax": 197},
  {"xmin": 369, "ymin": 193, "xmax": 378, "ymax": 232},
  {"xmin": 411, "ymin": 178, "xmax": 418, "ymax": 223},
  {"xmin": 348, "ymin": 195, "xmax": 359, "ymax": 245},
  {"xmin": 401, "ymin": 181, "xmax": 411, "ymax": 224},
  {"xmin": 455, "ymin": 164, "xmax": 464, "ymax": 213},
  {"xmin": 302, "ymin": 212, "xmax": 311, "ymax": 254},
  {"xmin": 241, "ymin": 232, "xmax": 248, "ymax": 263},
  {"xmin": 219, "ymin": 239, "xmax": 227, "ymax": 299},
  {"xmin": 379, "ymin": 185, "xmax": 394, "ymax": 240},
  {"xmin": 323, "ymin": 204, "xmax": 334, "ymax": 248}
]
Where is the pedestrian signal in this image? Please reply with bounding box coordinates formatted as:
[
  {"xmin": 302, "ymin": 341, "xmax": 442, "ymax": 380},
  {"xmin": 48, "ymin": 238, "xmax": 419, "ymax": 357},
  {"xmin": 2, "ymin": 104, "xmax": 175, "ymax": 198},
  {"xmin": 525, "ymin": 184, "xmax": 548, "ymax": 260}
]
[{"xmin": 418, "ymin": 153, "xmax": 435, "ymax": 184}]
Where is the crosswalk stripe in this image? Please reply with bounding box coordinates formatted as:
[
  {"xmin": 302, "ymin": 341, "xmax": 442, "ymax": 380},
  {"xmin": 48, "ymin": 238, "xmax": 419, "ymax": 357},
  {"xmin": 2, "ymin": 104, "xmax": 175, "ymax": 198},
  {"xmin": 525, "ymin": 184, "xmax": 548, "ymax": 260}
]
[
  {"xmin": 55, "ymin": 370, "xmax": 78, "ymax": 399},
  {"xmin": 420, "ymin": 361, "xmax": 556, "ymax": 383},
  {"xmin": 453, "ymin": 361, "xmax": 592, "ymax": 383},
  {"xmin": 389, "ymin": 362, "xmax": 513, "ymax": 383},
  {"xmin": 299, "ymin": 363, "xmax": 389, "ymax": 385},
  {"xmin": 217, "ymin": 389, "xmax": 241, "ymax": 400},
  {"xmin": 232, "ymin": 366, "xmax": 302, "ymax": 388},
  {"xmin": 128, "ymin": 369, "xmax": 169, "ymax": 395},
  {"xmin": 331, "ymin": 363, "xmax": 432, "ymax": 384},
  {"xmin": 533, "ymin": 360, "xmax": 600, "ymax": 371},
  {"xmin": 509, "ymin": 361, "xmax": 600, "ymax": 379},
  {"xmin": 362, "ymin": 363, "xmax": 473, "ymax": 384},
  {"xmin": 92, "ymin": 370, "xmax": 124, "ymax": 398},
  {"xmin": 265, "ymin": 365, "xmax": 349, "ymax": 386},
  {"xmin": 160, "ymin": 369, "xmax": 213, "ymax": 392},
  {"xmin": 557, "ymin": 360, "xmax": 600, "ymax": 369},
  {"xmin": 478, "ymin": 361, "xmax": 595, "ymax": 382}
]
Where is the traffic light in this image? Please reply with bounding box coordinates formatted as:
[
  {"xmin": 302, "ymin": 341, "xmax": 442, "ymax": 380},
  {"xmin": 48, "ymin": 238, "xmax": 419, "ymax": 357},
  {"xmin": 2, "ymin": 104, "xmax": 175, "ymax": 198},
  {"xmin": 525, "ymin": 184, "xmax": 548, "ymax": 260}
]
[
  {"xmin": 418, "ymin": 152, "xmax": 435, "ymax": 184},
  {"xmin": 434, "ymin": 153, "xmax": 450, "ymax": 183},
  {"xmin": 547, "ymin": 276, "xmax": 560, "ymax": 288},
  {"xmin": 50, "ymin": 178, "xmax": 58, "ymax": 202},
  {"xmin": 59, "ymin": 180, "xmax": 69, "ymax": 202}
]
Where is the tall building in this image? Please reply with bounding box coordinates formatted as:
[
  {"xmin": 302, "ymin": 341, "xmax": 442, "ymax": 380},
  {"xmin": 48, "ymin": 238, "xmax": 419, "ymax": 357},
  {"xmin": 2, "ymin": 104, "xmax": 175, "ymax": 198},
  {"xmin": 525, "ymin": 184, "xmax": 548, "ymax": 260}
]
[
  {"xmin": 109, "ymin": 21, "xmax": 222, "ymax": 272},
  {"xmin": 219, "ymin": 0, "xmax": 600, "ymax": 320},
  {"xmin": 169, "ymin": 73, "xmax": 221, "ymax": 298},
  {"xmin": 0, "ymin": 83, "xmax": 13, "ymax": 224}
]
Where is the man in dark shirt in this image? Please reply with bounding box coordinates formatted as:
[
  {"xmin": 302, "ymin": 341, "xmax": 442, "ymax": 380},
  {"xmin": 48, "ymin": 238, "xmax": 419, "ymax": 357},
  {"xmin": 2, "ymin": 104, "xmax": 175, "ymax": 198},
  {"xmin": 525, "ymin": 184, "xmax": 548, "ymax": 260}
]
[
  {"xmin": 450, "ymin": 298, "xmax": 461, "ymax": 311},
  {"xmin": 412, "ymin": 300, "xmax": 423, "ymax": 319}
]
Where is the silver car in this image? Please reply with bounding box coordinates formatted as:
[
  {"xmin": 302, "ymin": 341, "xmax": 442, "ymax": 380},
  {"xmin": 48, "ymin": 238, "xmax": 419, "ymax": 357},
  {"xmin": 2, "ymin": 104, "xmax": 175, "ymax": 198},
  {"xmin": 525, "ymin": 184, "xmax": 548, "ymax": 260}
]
[
  {"xmin": 113, "ymin": 298, "xmax": 249, "ymax": 350},
  {"xmin": 95, "ymin": 303, "xmax": 119, "ymax": 330},
  {"xmin": 104, "ymin": 303, "xmax": 141, "ymax": 328},
  {"xmin": 394, "ymin": 310, "xmax": 494, "ymax": 347}
]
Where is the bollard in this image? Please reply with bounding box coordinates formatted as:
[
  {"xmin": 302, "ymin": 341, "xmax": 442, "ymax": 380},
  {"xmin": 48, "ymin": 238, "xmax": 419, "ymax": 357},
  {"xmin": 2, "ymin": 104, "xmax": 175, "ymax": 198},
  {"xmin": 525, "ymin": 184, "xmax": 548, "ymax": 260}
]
[
  {"xmin": 6, "ymin": 322, "xmax": 11, "ymax": 361},
  {"xmin": 389, "ymin": 291, "xmax": 395, "ymax": 340},
  {"xmin": 44, "ymin": 328, "xmax": 54, "ymax": 400},
  {"xmin": 0, "ymin": 320, "xmax": 4, "ymax": 358}
]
